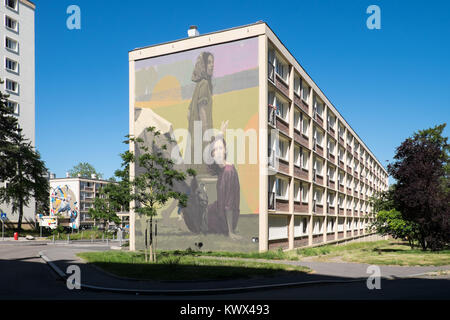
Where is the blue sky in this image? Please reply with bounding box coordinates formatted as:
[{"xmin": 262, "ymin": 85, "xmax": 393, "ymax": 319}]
[{"xmin": 35, "ymin": 0, "xmax": 450, "ymax": 184}]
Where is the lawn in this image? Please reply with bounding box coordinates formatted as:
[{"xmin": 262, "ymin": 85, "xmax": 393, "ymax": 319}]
[
  {"xmin": 76, "ymin": 250, "xmax": 311, "ymax": 281},
  {"xmin": 296, "ymin": 240, "xmax": 450, "ymax": 266}
]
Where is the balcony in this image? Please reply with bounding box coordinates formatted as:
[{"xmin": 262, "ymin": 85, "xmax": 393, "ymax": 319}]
[
  {"xmin": 294, "ymin": 93, "xmax": 309, "ymax": 114},
  {"xmin": 327, "ymin": 150, "xmax": 336, "ymax": 163}
]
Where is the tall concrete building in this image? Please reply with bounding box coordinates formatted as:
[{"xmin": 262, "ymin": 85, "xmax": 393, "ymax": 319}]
[
  {"xmin": 129, "ymin": 22, "xmax": 389, "ymax": 252},
  {"xmin": 0, "ymin": 0, "xmax": 36, "ymax": 227}
]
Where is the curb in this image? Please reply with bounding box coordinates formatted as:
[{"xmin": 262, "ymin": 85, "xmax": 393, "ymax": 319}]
[{"xmin": 38, "ymin": 250, "xmax": 369, "ymax": 296}]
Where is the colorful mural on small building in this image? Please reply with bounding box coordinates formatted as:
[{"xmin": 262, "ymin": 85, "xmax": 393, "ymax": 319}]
[{"xmin": 50, "ymin": 184, "xmax": 80, "ymax": 229}]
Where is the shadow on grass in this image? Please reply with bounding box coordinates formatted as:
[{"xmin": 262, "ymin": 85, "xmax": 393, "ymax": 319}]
[{"xmin": 89, "ymin": 261, "xmax": 309, "ymax": 281}]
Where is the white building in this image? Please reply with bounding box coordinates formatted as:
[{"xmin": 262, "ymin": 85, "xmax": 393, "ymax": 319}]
[{"xmin": 0, "ymin": 0, "xmax": 36, "ymax": 228}]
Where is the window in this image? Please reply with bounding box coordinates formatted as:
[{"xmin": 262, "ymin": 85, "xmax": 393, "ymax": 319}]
[
  {"xmin": 301, "ymin": 149, "xmax": 309, "ymax": 169},
  {"xmin": 277, "ymin": 138, "xmax": 289, "ymax": 161},
  {"xmin": 314, "ymin": 96, "xmax": 324, "ymax": 119},
  {"xmin": 313, "ymin": 127, "xmax": 324, "ymax": 147},
  {"xmin": 294, "ymin": 181, "xmax": 301, "ymax": 202},
  {"xmin": 275, "ymin": 177, "xmax": 288, "ymax": 200},
  {"xmin": 294, "ymin": 145, "xmax": 301, "ymax": 167},
  {"xmin": 275, "ymin": 95, "xmax": 288, "ymax": 121},
  {"xmin": 328, "ymin": 139, "xmax": 335, "ymax": 155},
  {"xmin": 328, "ymin": 113, "xmax": 336, "ymax": 130},
  {"xmin": 338, "ymin": 196, "xmax": 344, "ymax": 207},
  {"xmin": 327, "ymin": 218, "xmax": 335, "ymax": 233},
  {"xmin": 338, "ymin": 147, "xmax": 345, "ymax": 161},
  {"xmin": 275, "ymin": 57, "xmax": 288, "ymax": 82},
  {"xmin": 301, "ymin": 115, "xmax": 309, "ymax": 136},
  {"xmin": 338, "ymin": 124, "xmax": 345, "ymax": 138},
  {"xmin": 5, "ymin": 79, "xmax": 17, "ymax": 93},
  {"xmin": 5, "ymin": 0, "xmax": 17, "ymax": 10},
  {"xmin": 302, "ymin": 217, "xmax": 308, "ymax": 234},
  {"xmin": 313, "ymin": 188, "xmax": 323, "ymax": 205},
  {"xmin": 338, "ymin": 171, "xmax": 344, "ymax": 185},
  {"xmin": 5, "ymin": 57, "xmax": 17, "ymax": 72},
  {"xmin": 5, "ymin": 37, "xmax": 17, "ymax": 52},
  {"xmin": 327, "ymin": 193, "xmax": 335, "ymax": 207},
  {"xmin": 313, "ymin": 218, "xmax": 323, "ymax": 235},
  {"xmin": 338, "ymin": 218, "xmax": 344, "ymax": 231},
  {"xmin": 294, "ymin": 110, "xmax": 301, "ymax": 131},
  {"xmin": 269, "ymin": 215, "xmax": 288, "ymax": 240},
  {"xmin": 314, "ymin": 157, "xmax": 323, "ymax": 176},
  {"xmin": 5, "ymin": 16, "xmax": 18, "ymax": 31},
  {"xmin": 327, "ymin": 166, "xmax": 335, "ymax": 181},
  {"xmin": 7, "ymin": 100, "xmax": 18, "ymax": 115},
  {"xmin": 294, "ymin": 75, "xmax": 301, "ymax": 96},
  {"xmin": 301, "ymin": 183, "xmax": 309, "ymax": 203},
  {"xmin": 300, "ymin": 79, "xmax": 310, "ymax": 102}
]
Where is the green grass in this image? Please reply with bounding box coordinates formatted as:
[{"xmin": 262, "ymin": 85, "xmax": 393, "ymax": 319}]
[
  {"xmin": 161, "ymin": 247, "xmax": 300, "ymax": 261},
  {"xmin": 297, "ymin": 240, "xmax": 450, "ymax": 266},
  {"xmin": 46, "ymin": 230, "xmax": 129, "ymax": 241},
  {"xmin": 76, "ymin": 250, "xmax": 311, "ymax": 281}
]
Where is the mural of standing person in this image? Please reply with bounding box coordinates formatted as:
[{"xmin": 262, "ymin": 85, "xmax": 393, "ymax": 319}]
[
  {"xmin": 205, "ymin": 123, "xmax": 242, "ymax": 240},
  {"xmin": 187, "ymin": 51, "xmax": 214, "ymax": 168}
]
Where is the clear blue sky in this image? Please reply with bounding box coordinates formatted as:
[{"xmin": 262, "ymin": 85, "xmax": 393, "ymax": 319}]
[{"xmin": 35, "ymin": 0, "xmax": 450, "ymax": 184}]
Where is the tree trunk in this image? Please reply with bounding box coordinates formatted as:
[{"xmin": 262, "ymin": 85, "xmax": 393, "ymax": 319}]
[{"xmin": 17, "ymin": 199, "xmax": 23, "ymax": 232}]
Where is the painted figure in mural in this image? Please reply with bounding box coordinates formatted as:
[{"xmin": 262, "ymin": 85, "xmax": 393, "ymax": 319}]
[
  {"xmin": 204, "ymin": 126, "xmax": 241, "ymax": 240},
  {"xmin": 187, "ymin": 51, "xmax": 214, "ymax": 167}
]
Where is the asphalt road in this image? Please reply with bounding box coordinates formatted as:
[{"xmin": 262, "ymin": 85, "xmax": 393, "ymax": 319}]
[{"xmin": 0, "ymin": 241, "xmax": 449, "ymax": 301}]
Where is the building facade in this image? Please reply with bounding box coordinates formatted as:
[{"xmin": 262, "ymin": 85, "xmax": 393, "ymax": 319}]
[
  {"xmin": 49, "ymin": 175, "xmax": 112, "ymax": 229},
  {"xmin": 128, "ymin": 22, "xmax": 389, "ymax": 252},
  {"xmin": 0, "ymin": 0, "xmax": 36, "ymax": 227}
]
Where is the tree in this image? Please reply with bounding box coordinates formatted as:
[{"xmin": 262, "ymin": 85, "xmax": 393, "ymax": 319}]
[
  {"xmin": 371, "ymin": 209, "xmax": 419, "ymax": 249},
  {"xmin": 0, "ymin": 82, "xmax": 49, "ymax": 231},
  {"xmin": 88, "ymin": 189, "xmax": 120, "ymax": 231},
  {"xmin": 88, "ymin": 152, "xmax": 131, "ymax": 230},
  {"xmin": 388, "ymin": 123, "xmax": 449, "ymax": 251},
  {"xmin": 68, "ymin": 162, "xmax": 103, "ymax": 179},
  {"xmin": 368, "ymin": 185, "xmax": 396, "ymax": 214},
  {"xmin": 126, "ymin": 127, "xmax": 195, "ymax": 262}
]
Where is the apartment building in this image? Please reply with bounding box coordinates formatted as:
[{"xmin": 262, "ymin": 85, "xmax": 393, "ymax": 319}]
[
  {"xmin": 0, "ymin": 0, "xmax": 36, "ymax": 227},
  {"xmin": 128, "ymin": 21, "xmax": 389, "ymax": 252},
  {"xmin": 49, "ymin": 175, "xmax": 113, "ymax": 229}
]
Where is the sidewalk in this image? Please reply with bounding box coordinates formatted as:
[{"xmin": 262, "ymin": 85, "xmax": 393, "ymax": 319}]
[{"xmin": 39, "ymin": 245, "xmax": 450, "ymax": 295}]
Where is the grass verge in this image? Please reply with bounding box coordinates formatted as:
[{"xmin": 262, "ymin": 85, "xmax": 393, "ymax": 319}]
[
  {"xmin": 76, "ymin": 250, "xmax": 311, "ymax": 281},
  {"xmin": 296, "ymin": 240, "xmax": 450, "ymax": 266}
]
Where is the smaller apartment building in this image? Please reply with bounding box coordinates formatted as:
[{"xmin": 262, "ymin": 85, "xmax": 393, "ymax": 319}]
[{"xmin": 49, "ymin": 175, "xmax": 112, "ymax": 228}]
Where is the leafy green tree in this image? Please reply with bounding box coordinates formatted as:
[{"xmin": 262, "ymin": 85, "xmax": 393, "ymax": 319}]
[
  {"xmin": 88, "ymin": 189, "xmax": 120, "ymax": 231},
  {"xmin": 371, "ymin": 209, "xmax": 419, "ymax": 249},
  {"xmin": 369, "ymin": 185, "xmax": 396, "ymax": 214},
  {"xmin": 0, "ymin": 82, "xmax": 49, "ymax": 231},
  {"xmin": 126, "ymin": 127, "xmax": 195, "ymax": 262},
  {"xmin": 68, "ymin": 162, "xmax": 103, "ymax": 179}
]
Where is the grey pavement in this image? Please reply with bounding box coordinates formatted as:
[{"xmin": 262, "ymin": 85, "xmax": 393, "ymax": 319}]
[
  {"xmin": 40, "ymin": 244, "xmax": 450, "ymax": 292},
  {"xmin": 1, "ymin": 241, "xmax": 449, "ymax": 300}
]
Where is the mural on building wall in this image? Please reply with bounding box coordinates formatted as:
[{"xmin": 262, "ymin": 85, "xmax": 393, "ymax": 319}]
[
  {"xmin": 134, "ymin": 37, "xmax": 260, "ymax": 251},
  {"xmin": 50, "ymin": 185, "xmax": 79, "ymax": 229}
]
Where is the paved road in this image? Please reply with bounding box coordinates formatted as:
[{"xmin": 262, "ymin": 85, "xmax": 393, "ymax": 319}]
[{"xmin": 0, "ymin": 241, "xmax": 449, "ymax": 300}]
